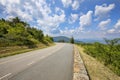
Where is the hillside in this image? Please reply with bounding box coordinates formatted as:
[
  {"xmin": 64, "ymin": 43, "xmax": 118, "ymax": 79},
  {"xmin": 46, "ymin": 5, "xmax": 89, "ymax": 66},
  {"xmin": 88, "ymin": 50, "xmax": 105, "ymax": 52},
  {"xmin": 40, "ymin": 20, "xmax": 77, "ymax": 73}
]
[
  {"xmin": 0, "ymin": 17, "xmax": 54, "ymax": 58},
  {"xmin": 0, "ymin": 17, "xmax": 53, "ymax": 48}
]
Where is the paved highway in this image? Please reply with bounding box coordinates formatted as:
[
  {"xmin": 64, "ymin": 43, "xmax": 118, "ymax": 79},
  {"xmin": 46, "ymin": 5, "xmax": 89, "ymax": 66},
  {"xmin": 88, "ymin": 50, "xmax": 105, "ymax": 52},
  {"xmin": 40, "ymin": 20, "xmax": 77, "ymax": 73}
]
[{"xmin": 0, "ymin": 43, "xmax": 73, "ymax": 80}]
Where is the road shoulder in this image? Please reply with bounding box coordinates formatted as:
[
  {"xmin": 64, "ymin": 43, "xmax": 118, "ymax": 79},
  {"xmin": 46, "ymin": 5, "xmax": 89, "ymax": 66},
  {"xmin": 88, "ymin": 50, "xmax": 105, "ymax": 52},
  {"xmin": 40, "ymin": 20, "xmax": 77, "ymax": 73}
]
[{"xmin": 73, "ymin": 45, "xmax": 89, "ymax": 80}]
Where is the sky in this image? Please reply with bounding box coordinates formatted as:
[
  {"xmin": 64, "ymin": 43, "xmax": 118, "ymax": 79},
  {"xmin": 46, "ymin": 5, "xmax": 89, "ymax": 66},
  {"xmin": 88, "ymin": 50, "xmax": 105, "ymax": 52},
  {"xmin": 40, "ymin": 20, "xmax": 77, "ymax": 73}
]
[{"xmin": 0, "ymin": 0, "xmax": 120, "ymax": 40}]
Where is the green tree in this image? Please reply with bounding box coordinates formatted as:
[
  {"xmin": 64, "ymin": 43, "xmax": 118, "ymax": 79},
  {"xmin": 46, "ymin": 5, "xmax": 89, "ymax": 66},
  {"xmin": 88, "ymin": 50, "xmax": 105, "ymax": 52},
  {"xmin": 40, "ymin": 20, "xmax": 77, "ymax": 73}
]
[
  {"xmin": 70, "ymin": 37, "xmax": 74, "ymax": 44},
  {"xmin": 0, "ymin": 17, "xmax": 53, "ymax": 47},
  {"xmin": 0, "ymin": 21, "xmax": 10, "ymax": 37}
]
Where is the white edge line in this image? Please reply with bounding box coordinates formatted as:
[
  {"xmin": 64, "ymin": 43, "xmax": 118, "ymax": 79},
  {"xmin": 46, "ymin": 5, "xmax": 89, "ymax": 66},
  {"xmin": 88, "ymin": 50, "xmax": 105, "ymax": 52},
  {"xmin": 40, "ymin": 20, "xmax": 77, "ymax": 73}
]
[{"xmin": 0, "ymin": 73, "xmax": 12, "ymax": 80}]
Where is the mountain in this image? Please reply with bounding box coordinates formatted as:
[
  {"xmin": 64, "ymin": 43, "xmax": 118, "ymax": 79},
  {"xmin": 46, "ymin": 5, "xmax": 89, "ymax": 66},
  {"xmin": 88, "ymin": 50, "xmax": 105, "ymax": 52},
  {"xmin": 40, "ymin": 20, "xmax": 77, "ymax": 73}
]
[
  {"xmin": 53, "ymin": 36, "xmax": 105, "ymax": 43},
  {"xmin": 53, "ymin": 36, "xmax": 82, "ymax": 43},
  {"xmin": 53, "ymin": 36, "xmax": 70, "ymax": 42},
  {"xmin": 79, "ymin": 39, "xmax": 105, "ymax": 43}
]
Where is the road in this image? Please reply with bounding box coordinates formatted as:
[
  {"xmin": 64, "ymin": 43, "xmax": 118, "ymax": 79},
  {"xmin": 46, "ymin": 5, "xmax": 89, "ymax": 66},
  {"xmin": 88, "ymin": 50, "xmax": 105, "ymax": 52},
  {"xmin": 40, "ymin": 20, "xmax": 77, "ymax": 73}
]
[{"xmin": 0, "ymin": 43, "xmax": 73, "ymax": 80}]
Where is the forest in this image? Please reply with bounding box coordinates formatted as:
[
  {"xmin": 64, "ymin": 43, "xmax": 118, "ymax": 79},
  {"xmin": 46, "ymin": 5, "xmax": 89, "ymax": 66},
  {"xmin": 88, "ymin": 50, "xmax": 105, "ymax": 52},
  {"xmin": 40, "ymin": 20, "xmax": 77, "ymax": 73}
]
[
  {"xmin": 78, "ymin": 38, "xmax": 120, "ymax": 76},
  {"xmin": 0, "ymin": 17, "xmax": 53, "ymax": 48}
]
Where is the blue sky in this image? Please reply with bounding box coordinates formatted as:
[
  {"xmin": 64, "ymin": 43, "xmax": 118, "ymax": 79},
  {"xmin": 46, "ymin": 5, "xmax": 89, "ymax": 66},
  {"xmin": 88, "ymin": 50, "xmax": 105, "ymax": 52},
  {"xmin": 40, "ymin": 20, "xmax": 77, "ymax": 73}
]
[{"xmin": 0, "ymin": 0, "xmax": 120, "ymax": 40}]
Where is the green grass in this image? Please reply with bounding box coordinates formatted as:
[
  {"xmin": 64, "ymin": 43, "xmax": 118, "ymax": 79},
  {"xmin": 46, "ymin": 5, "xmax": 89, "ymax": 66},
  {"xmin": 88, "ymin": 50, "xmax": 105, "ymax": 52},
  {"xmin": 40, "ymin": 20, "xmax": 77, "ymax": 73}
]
[
  {"xmin": 0, "ymin": 43, "xmax": 55, "ymax": 58},
  {"xmin": 77, "ymin": 45, "xmax": 120, "ymax": 80}
]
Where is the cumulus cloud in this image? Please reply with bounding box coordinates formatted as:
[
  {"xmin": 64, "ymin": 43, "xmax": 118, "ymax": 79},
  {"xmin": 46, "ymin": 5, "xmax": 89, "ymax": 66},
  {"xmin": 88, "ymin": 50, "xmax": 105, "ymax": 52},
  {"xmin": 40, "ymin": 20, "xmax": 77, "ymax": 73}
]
[
  {"xmin": 98, "ymin": 19, "xmax": 111, "ymax": 30},
  {"xmin": 0, "ymin": 0, "xmax": 35, "ymax": 21},
  {"xmin": 106, "ymin": 28, "xmax": 120, "ymax": 39},
  {"xmin": 72, "ymin": 0, "xmax": 84, "ymax": 10},
  {"xmin": 107, "ymin": 19, "xmax": 120, "ymax": 34},
  {"xmin": 62, "ymin": 0, "xmax": 84, "ymax": 10},
  {"xmin": 107, "ymin": 29, "xmax": 115, "ymax": 33},
  {"xmin": 79, "ymin": 11, "xmax": 93, "ymax": 30},
  {"xmin": 59, "ymin": 27, "xmax": 77, "ymax": 38},
  {"xmin": 0, "ymin": 0, "xmax": 118, "ymax": 39},
  {"xmin": 0, "ymin": 0, "xmax": 66, "ymax": 34},
  {"xmin": 0, "ymin": 0, "xmax": 20, "ymax": 5},
  {"xmin": 37, "ymin": 6, "xmax": 65, "ymax": 30},
  {"xmin": 114, "ymin": 19, "xmax": 120, "ymax": 29},
  {"xmin": 60, "ymin": 29, "xmax": 75, "ymax": 35},
  {"xmin": 95, "ymin": 3, "xmax": 115, "ymax": 20},
  {"xmin": 37, "ymin": 12, "xmax": 65, "ymax": 28},
  {"xmin": 55, "ymin": 7, "xmax": 64, "ymax": 15},
  {"xmin": 69, "ymin": 13, "xmax": 79, "ymax": 24},
  {"xmin": 60, "ymin": 28, "xmax": 105, "ymax": 39},
  {"xmin": 72, "ymin": 0, "xmax": 79, "ymax": 10},
  {"xmin": 61, "ymin": 0, "xmax": 72, "ymax": 7}
]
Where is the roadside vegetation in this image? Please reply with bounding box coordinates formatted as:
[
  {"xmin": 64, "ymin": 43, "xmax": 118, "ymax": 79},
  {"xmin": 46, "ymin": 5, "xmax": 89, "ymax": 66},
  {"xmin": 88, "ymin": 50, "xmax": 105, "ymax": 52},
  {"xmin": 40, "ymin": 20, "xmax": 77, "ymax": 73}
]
[
  {"xmin": 0, "ymin": 17, "xmax": 54, "ymax": 58},
  {"xmin": 77, "ymin": 46, "xmax": 120, "ymax": 80},
  {"xmin": 77, "ymin": 38, "xmax": 120, "ymax": 76}
]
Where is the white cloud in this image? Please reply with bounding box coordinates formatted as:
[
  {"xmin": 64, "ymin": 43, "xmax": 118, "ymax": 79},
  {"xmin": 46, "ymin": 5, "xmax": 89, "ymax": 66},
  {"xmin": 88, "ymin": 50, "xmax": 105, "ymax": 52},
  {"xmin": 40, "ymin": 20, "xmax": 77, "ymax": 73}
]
[
  {"xmin": 55, "ymin": 7, "xmax": 60, "ymax": 12},
  {"xmin": 106, "ymin": 19, "xmax": 120, "ymax": 34},
  {"xmin": 95, "ymin": 3, "xmax": 115, "ymax": 20},
  {"xmin": 72, "ymin": 0, "xmax": 79, "ymax": 10},
  {"xmin": 0, "ymin": 0, "xmax": 118, "ymax": 39},
  {"xmin": 61, "ymin": 0, "xmax": 84, "ymax": 10},
  {"xmin": 60, "ymin": 29, "xmax": 75, "ymax": 36},
  {"xmin": 0, "ymin": 0, "xmax": 34, "ymax": 21},
  {"xmin": 98, "ymin": 19, "xmax": 111, "ymax": 30},
  {"xmin": 107, "ymin": 29, "xmax": 115, "ymax": 33},
  {"xmin": 0, "ymin": 0, "xmax": 20, "ymax": 5},
  {"xmin": 60, "ymin": 28, "xmax": 106, "ymax": 39},
  {"xmin": 0, "ymin": 0, "xmax": 66, "ymax": 35},
  {"xmin": 69, "ymin": 13, "xmax": 79, "ymax": 24},
  {"xmin": 114, "ymin": 19, "xmax": 120, "ymax": 29},
  {"xmin": 37, "ymin": 5, "xmax": 65, "ymax": 28},
  {"xmin": 61, "ymin": 0, "xmax": 72, "ymax": 8},
  {"xmin": 37, "ymin": 6, "xmax": 65, "ymax": 33},
  {"xmin": 79, "ymin": 11, "xmax": 93, "ymax": 30},
  {"xmin": 55, "ymin": 7, "xmax": 64, "ymax": 15},
  {"xmin": 106, "ymin": 28, "xmax": 120, "ymax": 38},
  {"xmin": 37, "ymin": 12, "xmax": 65, "ymax": 28},
  {"xmin": 72, "ymin": 0, "xmax": 84, "ymax": 10}
]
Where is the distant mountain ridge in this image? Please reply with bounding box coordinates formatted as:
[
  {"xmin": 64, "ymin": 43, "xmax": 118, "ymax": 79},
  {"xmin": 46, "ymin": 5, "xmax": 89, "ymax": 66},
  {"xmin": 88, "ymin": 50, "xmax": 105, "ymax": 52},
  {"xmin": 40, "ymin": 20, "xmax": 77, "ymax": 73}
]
[
  {"xmin": 53, "ymin": 36, "xmax": 105, "ymax": 43},
  {"xmin": 53, "ymin": 36, "xmax": 70, "ymax": 42},
  {"xmin": 53, "ymin": 36, "xmax": 82, "ymax": 43}
]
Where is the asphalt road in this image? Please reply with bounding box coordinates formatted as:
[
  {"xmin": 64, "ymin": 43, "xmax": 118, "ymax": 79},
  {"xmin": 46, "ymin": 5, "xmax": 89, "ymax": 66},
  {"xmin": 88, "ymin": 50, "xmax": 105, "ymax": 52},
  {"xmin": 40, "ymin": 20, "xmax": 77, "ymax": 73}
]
[{"xmin": 0, "ymin": 43, "xmax": 73, "ymax": 80}]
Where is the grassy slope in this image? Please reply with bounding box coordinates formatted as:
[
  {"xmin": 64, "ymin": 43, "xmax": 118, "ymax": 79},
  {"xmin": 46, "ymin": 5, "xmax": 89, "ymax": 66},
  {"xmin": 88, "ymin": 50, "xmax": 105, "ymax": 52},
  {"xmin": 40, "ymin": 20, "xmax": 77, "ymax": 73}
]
[
  {"xmin": 77, "ymin": 45, "xmax": 120, "ymax": 80},
  {"xmin": 0, "ymin": 43, "xmax": 54, "ymax": 58}
]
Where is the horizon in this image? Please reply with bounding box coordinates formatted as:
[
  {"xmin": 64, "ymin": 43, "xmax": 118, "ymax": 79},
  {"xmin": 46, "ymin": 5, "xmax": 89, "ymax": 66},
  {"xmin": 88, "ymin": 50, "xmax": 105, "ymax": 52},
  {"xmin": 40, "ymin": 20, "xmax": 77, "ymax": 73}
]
[
  {"xmin": 0, "ymin": 0, "xmax": 120, "ymax": 40},
  {"xmin": 53, "ymin": 36, "xmax": 107, "ymax": 43}
]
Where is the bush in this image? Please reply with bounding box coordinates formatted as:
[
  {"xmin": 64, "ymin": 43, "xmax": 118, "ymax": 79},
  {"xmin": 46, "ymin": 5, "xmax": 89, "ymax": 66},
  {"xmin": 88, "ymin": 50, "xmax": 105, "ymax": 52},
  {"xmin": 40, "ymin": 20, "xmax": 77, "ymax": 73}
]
[{"xmin": 81, "ymin": 38, "xmax": 120, "ymax": 76}]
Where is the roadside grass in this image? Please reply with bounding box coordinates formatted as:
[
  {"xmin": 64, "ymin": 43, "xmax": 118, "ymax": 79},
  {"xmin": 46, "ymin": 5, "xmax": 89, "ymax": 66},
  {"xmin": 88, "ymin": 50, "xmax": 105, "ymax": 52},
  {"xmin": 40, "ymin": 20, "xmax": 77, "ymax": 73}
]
[
  {"xmin": 0, "ymin": 43, "xmax": 55, "ymax": 58},
  {"xmin": 77, "ymin": 45, "xmax": 120, "ymax": 80}
]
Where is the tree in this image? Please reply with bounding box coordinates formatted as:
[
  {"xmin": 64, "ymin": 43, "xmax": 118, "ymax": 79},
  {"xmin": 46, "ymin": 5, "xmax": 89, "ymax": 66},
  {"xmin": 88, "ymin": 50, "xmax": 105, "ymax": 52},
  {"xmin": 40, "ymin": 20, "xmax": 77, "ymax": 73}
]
[
  {"xmin": 0, "ymin": 21, "xmax": 10, "ymax": 37},
  {"xmin": 12, "ymin": 17, "xmax": 21, "ymax": 23},
  {"xmin": 0, "ymin": 17, "xmax": 53, "ymax": 47},
  {"xmin": 104, "ymin": 38, "xmax": 120, "ymax": 50},
  {"xmin": 70, "ymin": 37, "xmax": 74, "ymax": 44}
]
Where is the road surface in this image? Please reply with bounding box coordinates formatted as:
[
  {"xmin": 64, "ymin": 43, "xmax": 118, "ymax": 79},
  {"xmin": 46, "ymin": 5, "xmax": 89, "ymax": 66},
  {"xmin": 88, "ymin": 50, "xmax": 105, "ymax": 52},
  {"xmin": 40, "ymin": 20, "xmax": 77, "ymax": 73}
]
[{"xmin": 0, "ymin": 43, "xmax": 73, "ymax": 80}]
